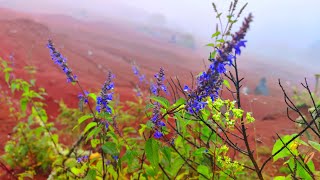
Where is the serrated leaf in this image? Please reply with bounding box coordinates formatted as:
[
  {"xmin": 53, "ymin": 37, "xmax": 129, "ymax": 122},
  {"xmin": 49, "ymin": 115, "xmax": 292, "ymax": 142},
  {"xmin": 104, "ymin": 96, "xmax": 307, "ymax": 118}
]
[
  {"xmin": 150, "ymin": 96, "xmax": 170, "ymax": 109},
  {"xmin": 145, "ymin": 138, "xmax": 159, "ymax": 168}
]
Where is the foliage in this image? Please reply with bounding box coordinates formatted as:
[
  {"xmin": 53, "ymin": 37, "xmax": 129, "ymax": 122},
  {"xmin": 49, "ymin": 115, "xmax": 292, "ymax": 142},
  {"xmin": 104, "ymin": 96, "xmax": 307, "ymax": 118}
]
[{"xmin": 0, "ymin": 1, "xmax": 319, "ymax": 180}]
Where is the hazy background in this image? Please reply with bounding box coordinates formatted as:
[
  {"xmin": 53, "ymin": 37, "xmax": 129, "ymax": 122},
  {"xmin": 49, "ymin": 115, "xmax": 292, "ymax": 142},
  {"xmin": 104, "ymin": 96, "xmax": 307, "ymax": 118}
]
[{"xmin": 0, "ymin": 0, "xmax": 319, "ymax": 72}]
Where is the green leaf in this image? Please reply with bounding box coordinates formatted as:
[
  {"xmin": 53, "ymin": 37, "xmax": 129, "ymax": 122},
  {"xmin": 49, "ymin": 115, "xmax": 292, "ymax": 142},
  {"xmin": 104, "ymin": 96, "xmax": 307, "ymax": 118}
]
[
  {"xmin": 197, "ymin": 165, "xmax": 210, "ymax": 179},
  {"xmin": 273, "ymin": 176, "xmax": 290, "ymax": 180},
  {"xmin": 150, "ymin": 96, "xmax": 170, "ymax": 109},
  {"xmin": 174, "ymin": 98, "xmax": 186, "ymax": 106},
  {"xmin": 216, "ymin": 39, "xmax": 225, "ymax": 43},
  {"xmin": 309, "ymin": 140, "xmax": 320, "ymax": 151},
  {"xmin": 88, "ymin": 93, "xmax": 97, "ymax": 102},
  {"xmin": 161, "ymin": 146, "xmax": 171, "ymax": 164},
  {"xmin": 5, "ymin": 72, "xmax": 11, "ymax": 83},
  {"xmin": 223, "ymin": 79, "xmax": 231, "ymax": 89},
  {"xmin": 211, "ymin": 31, "xmax": 221, "ymax": 38},
  {"xmin": 193, "ymin": 147, "xmax": 208, "ymax": 156},
  {"xmin": 139, "ymin": 124, "xmax": 147, "ymax": 136},
  {"xmin": 85, "ymin": 126, "xmax": 101, "ymax": 141},
  {"xmin": 102, "ymin": 142, "xmax": 118, "ymax": 155},
  {"xmin": 20, "ymin": 98, "xmax": 28, "ymax": 113},
  {"xmin": 122, "ymin": 150, "xmax": 137, "ymax": 166},
  {"xmin": 52, "ymin": 134, "xmax": 59, "ymax": 144},
  {"xmin": 145, "ymin": 138, "xmax": 159, "ymax": 168},
  {"xmin": 84, "ymin": 169, "xmax": 96, "ymax": 180},
  {"xmin": 70, "ymin": 167, "xmax": 81, "ymax": 176},
  {"xmin": 90, "ymin": 139, "xmax": 100, "ymax": 148},
  {"xmin": 30, "ymin": 79, "xmax": 36, "ymax": 86},
  {"xmin": 78, "ymin": 114, "xmax": 94, "ymax": 125},
  {"xmin": 206, "ymin": 43, "xmax": 215, "ymax": 47},
  {"xmin": 209, "ymin": 51, "xmax": 216, "ymax": 59},
  {"xmin": 272, "ymin": 134, "xmax": 297, "ymax": 162},
  {"xmin": 84, "ymin": 122, "xmax": 97, "ymax": 134}
]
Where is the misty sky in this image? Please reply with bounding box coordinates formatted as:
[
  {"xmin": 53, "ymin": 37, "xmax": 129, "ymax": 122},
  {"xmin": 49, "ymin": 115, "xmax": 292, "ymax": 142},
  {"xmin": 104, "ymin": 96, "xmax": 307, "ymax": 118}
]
[
  {"xmin": 123, "ymin": 0, "xmax": 320, "ymax": 59},
  {"xmin": 1, "ymin": 0, "xmax": 320, "ymax": 64}
]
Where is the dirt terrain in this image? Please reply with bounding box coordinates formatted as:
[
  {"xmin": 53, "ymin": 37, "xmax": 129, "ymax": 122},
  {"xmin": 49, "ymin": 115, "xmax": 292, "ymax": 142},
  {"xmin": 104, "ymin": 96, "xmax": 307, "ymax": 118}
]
[{"xmin": 0, "ymin": 8, "xmax": 318, "ymax": 179}]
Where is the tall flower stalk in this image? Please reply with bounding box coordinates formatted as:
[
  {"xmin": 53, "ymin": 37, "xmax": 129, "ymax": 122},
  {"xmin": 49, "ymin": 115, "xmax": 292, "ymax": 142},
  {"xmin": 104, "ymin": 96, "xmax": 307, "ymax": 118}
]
[{"xmin": 47, "ymin": 40, "xmax": 77, "ymax": 83}]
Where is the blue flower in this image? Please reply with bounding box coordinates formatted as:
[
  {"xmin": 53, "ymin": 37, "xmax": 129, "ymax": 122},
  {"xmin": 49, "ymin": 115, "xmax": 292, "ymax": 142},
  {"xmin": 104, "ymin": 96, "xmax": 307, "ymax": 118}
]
[
  {"xmin": 217, "ymin": 62, "xmax": 226, "ymax": 73},
  {"xmin": 184, "ymin": 85, "xmax": 190, "ymax": 92},
  {"xmin": 112, "ymin": 155, "xmax": 119, "ymax": 161},
  {"xmin": 132, "ymin": 66, "xmax": 139, "ymax": 75},
  {"xmin": 154, "ymin": 131, "xmax": 163, "ymax": 139},
  {"xmin": 158, "ymin": 121, "xmax": 165, "ymax": 127},
  {"xmin": 150, "ymin": 84, "xmax": 158, "ymax": 95},
  {"xmin": 139, "ymin": 75, "xmax": 145, "ymax": 82},
  {"xmin": 77, "ymin": 155, "xmax": 88, "ymax": 163},
  {"xmin": 77, "ymin": 157, "xmax": 82, "ymax": 163}
]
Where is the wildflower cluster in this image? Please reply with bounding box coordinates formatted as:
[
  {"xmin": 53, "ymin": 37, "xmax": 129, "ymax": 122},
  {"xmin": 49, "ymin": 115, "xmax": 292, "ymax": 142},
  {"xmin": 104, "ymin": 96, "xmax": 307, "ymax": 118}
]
[
  {"xmin": 150, "ymin": 102, "xmax": 166, "ymax": 138},
  {"xmin": 185, "ymin": 13, "xmax": 253, "ymax": 114},
  {"xmin": 96, "ymin": 72, "xmax": 114, "ymax": 114},
  {"xmin": 132, "ymin": 64, "xmax": 146, "ymax": 83},
  {"xmin": 149, "ymin": 68, "xmax": 168, "ymax": 138},
  {"xmin": 76, "ymin": 155, "xmax": 88, "ymax": 163},
  {"xmin": 150, "ymin": 67, "xmax": 167, "ymax": 96},
  {"xmin": 132, "ymin": 64, "xmax": 147, "ymax": 96},
  {"xmin": 46, "ymin": 40, "xmax": 77, "ymax": 83}
]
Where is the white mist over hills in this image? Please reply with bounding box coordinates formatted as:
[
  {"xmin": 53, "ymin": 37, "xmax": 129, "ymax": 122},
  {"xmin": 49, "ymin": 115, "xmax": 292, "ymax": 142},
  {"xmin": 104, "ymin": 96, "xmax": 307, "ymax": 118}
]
[{"xmin": 0, "ymin": 0, "xmax": 319, "ymax": 72}]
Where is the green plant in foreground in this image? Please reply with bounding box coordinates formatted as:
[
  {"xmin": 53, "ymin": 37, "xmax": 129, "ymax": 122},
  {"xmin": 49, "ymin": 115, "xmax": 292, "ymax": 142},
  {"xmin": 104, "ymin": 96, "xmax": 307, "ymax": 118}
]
[{"xmin": 0, "ymin": 1, "xmax": 319, "ymax": 179}]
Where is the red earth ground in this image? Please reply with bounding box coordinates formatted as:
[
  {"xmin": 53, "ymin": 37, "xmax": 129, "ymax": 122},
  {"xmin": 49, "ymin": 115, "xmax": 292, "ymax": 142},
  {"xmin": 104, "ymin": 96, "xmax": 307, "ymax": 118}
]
[{"xmin": 0, "ymin": 8, "xmax": 318, "ymax": 179}]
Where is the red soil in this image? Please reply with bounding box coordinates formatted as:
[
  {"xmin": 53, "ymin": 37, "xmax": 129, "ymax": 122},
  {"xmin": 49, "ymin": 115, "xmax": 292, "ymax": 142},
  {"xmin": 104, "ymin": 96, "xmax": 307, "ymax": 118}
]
[{"xmin": 0, "ymin": 8, "xmax": 318, "ymax": 179}]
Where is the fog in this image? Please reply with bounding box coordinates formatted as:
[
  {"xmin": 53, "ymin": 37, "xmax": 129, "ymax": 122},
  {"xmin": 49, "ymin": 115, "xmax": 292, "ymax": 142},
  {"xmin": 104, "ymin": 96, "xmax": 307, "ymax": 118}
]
[{"xmin": 1, "ymin": 0, "xmax": 319, "ymax": 69}]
